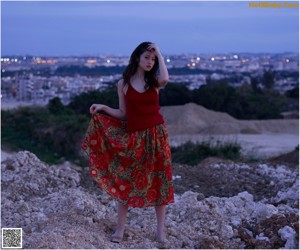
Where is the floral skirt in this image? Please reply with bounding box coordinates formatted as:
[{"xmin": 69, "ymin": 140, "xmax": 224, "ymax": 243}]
[{"xmin": 81, "ymin": 113, "xmax": 175, "ymax": 208}]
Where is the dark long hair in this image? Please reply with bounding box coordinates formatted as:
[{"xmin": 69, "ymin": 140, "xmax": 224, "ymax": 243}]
[{"xmin": 122, "ymin": 42, "xmax": 159, "ymax": 89}]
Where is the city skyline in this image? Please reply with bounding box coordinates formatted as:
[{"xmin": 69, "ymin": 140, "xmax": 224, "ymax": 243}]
[{"xmin": 2, "ymin": 1, "xmax": 299, "ymax": 56}]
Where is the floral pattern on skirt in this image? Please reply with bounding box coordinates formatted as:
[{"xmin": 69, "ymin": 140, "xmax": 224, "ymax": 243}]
[{"xmin": 81, "ymin": 113, "xmax": 175, "ymax": 208}]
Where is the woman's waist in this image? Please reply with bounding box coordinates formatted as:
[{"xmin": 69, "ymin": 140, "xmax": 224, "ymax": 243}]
[
  {"xmin": 126, "ymin": 107, "xmax": 162, "ymax": 118},
  {"xmin": 125, "ymin": 114, "xmax": 164, "ymax": 132}
]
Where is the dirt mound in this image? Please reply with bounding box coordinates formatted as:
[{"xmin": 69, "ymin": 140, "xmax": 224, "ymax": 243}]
[
  {"xmin": 268, "ymin": 149, "xmax": 299, "ymax": 167},
  {"xmin": 160, "ymin": 103, "xmax": 299, "ymax": 135},
  {"xmin": 161, "ymin": 103, "xmax": 237, "ymax": 135}
]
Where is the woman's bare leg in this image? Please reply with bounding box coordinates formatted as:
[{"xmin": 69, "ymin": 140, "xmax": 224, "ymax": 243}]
[
  {"xmin": 155, "ymin": 205, "xmax": 166, "ymax": 242},
  {"xmin": 112, "ymin": 202, "xmax": 128, "ymax": 239}
]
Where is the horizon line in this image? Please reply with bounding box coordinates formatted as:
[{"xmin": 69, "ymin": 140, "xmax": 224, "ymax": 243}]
[{"xmin": 2, "ymin": 51, "xmax": 299, "ymax": 58}]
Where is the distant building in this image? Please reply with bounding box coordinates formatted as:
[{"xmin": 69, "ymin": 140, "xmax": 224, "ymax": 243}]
[{"xmin": 18, "ymin": 79, "xmax": 33, "ymax": 101}]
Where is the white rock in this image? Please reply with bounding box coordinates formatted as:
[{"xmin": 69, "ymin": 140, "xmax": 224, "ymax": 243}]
[
  {"xmin": 230, "ymin": 216, "xmax": 242, "ymax": 226},
  {"xmin": 220, "ymin": 225, "xmax": 234, "ymax": 239},
  {"xmin": 278, "ymin": 226, "xmax": 297, "ymax": 249},
  {"xmin": 253, "ymin": 203, "xmax": 278, "ymax": 222},
  {"xmin": 272, "ymin": 180, "xmax": 299, "ymax": 206},
  {"xmin": 237, "ymin": 191, "xmax": 254, "ymax": 202},
  {"xmin": 256, "ymin": 232, "xmax": 270, "ymax": 242}
]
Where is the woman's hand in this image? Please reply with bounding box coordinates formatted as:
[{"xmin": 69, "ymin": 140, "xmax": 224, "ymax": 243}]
[
  {"xmin": 89, "ymin": 104, "xmax": 106, "ymax": 114},
  {"xmin": 147, "ymin": 43, "xmax": 162, "ymax": 58},
  {"xmin": 148, "ymin": 43, "xmax": 169, "ymax": 86}
]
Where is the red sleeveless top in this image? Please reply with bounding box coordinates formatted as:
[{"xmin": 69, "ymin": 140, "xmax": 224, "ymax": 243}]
[{"xmin": 125, "ymin": 84, "xmax": 164, "ymax": 132}]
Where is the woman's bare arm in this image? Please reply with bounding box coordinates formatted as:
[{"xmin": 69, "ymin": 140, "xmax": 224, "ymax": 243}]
[{"xmin": 90, "ymin": 79, "xmax": 127, "ymax": 120}]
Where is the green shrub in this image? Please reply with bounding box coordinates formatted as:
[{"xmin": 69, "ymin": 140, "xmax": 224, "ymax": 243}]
[
  {"xmin": 171, "ymin": 140, "xmax": 241, "ymax": 166},
  {"xmin": 1, "ymin": 104, "xmax": 90, "ymax": 164}
]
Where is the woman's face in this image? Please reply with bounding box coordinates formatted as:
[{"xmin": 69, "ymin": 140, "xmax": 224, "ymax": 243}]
[{"xmin": 138, "ymin": 50, "xmax": 156, "ymax": 72}]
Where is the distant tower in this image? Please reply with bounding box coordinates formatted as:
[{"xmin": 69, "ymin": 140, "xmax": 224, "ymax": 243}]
[
  {"xmin": 18, "ymin": 79, "xmax": 34, "ymax": 101},
  {"xmin": 18, "ymin": 79, "xmax": 27, "ymax": 101}
]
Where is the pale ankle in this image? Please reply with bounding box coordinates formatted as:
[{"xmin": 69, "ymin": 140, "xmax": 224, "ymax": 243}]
[
  {"xmin": 113, "ymin": 228, "xmax": 125, "ymax": 237},
  {"xmin": 156, "ymin": 228, "xmax": 166, "ymax": 242}
]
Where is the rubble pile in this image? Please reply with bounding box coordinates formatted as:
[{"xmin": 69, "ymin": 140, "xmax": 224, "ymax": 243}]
[{"xmin": 1, "ymin": 151, "xmax": 298, "ymax": 249}]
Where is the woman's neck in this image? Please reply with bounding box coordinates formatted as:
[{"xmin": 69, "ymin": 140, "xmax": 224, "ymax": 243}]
[{"xmin": 133, "ymin": 67, "xmax": 145, "ymax": 80}]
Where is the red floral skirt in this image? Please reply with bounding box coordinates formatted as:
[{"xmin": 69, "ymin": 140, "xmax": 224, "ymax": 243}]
[{"xmin": 81, "ymin": 113, "xmax": 175, "ymax": 208}]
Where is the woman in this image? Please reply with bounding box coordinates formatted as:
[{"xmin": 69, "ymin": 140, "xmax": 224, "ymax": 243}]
[{"xmin": 81, "ymin": 42, "xmax": 174, "ymax": 243}]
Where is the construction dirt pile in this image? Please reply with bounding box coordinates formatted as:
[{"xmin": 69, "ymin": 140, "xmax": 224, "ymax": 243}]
[
  {"xmin": 161, "ymin": 103, "xmax": 299, "ymax": 135},
  {"xmin": 1, "ymin": 151, "xmax": 298, "ymax": 249},
  {"xmin": 160, "ymin": 103, "xmax": 299, "ymax": 158}
]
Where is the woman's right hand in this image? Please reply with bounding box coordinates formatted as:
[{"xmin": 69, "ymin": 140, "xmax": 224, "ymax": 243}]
[{"xmin": 89, "ymin": 104, "xmax": 105, "ymax": 114}]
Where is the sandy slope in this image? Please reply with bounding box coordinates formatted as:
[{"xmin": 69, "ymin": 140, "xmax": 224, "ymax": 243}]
[
  {"xmin": 160, "ymin": 103, "xmax": 299, "ymax": 158},
  {"xmin": 161, "ymin": 103, "xmax": 299, "ymax": 135}
]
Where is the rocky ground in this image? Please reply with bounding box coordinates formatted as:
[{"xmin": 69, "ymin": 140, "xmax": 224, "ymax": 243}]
[{"xmin": 1, "ymin": 151, "xmax": 299, "ymax": 249}]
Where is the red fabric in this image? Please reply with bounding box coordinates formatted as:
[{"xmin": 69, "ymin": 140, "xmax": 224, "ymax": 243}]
[
  {"xmin": 125, "ymin": 84, "xmax": 164, "ymax": 132},
  {"xmin": 81, "ymin": 84, "xmax": 175, "ymax": 208},
  {"xmin": 81, "ymin": 114, "xmax": 175, "ymax": 208}
]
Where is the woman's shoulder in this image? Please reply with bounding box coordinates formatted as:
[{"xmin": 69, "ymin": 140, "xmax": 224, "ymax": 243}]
[
  {"xmin": 117, "ymin": 78, "xmax": 124, "ymax": 86},
  {"xmin": 118, "ymin": 78, "xmax": 130, "ymax": 86},
  {"xmin": 117, "ymin": 79, "xmax": 129, "ymax": 95}
]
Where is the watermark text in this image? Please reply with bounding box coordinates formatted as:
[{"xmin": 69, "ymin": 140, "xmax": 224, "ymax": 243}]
[{"xmin": 249, "ymin": 2, "xmax": 299, "ymax": 8}]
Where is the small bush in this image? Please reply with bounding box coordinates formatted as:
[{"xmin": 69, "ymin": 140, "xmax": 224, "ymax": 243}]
[
  {"xmin": 171, "ymin": 140, "xmax": 241, "ymax": 166},
  {"xmin": 1, "ymin": 105, "xmax": 90, "ymax": 164}
]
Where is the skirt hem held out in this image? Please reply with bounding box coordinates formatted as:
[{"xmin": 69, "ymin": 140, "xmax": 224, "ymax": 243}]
[{"xmin": 81, "ymin": 113, "xmax": 175, "ymax": 208}]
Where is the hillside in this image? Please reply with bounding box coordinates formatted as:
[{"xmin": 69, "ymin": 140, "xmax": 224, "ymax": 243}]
[{"xmin": 161, "ymin": 103, "xmax": 299, "ymax": 135}]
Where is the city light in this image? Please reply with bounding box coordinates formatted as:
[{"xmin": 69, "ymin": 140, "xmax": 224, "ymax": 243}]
[
  {"xmin": 1, "ymin": 53, "xmax": 298, "ymax": 105},
  {"xmin": 87, "ymin": 59, "xmax": 97, "ymax": 64},
  {"xmin": 36, "ymin": 59, "xmax": 57, "ymax": 64}
]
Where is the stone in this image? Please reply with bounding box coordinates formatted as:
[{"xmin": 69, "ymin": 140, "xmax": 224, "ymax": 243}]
[{"xmin": 278, "ymin": 226, "xmax": 297, "ymax": 249}]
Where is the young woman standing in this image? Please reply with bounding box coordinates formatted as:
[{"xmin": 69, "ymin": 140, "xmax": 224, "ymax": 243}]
[{"xmin": 82, "ymin": 42, "xmax": 174, "ymax": 243}]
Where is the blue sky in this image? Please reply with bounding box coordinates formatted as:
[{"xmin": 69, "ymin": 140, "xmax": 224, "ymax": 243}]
[{"xmin": 1, "ymin": 1, "xmax": 299, "ymax": 56}]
